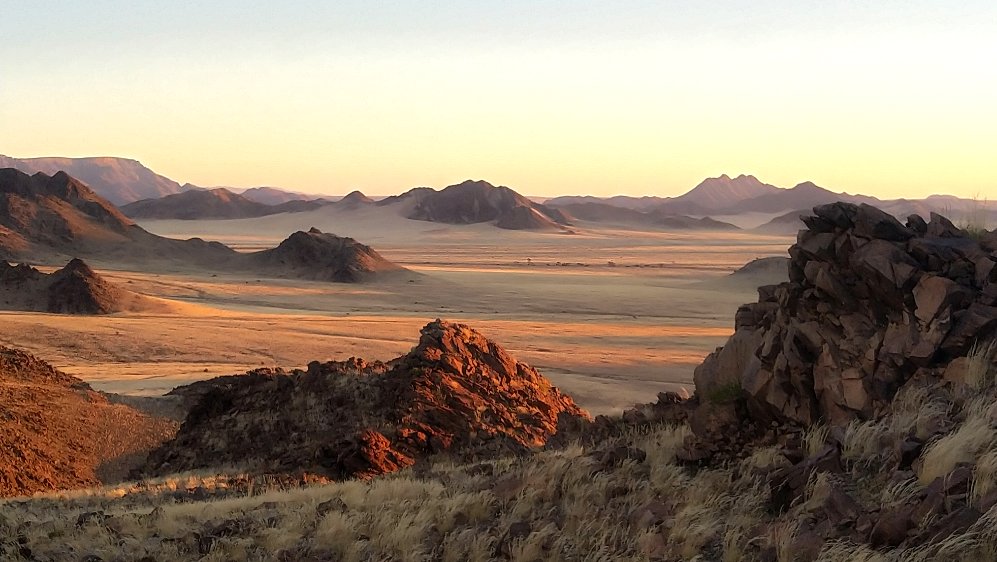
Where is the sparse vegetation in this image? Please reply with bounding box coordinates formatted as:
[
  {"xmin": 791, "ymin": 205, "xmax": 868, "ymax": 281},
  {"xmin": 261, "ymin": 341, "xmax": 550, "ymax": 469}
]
[
  {"xmin": 4, "ymin": 346, "xmax": 997, "ymax": 561},
  {"xmin": 706, "ymin": 381, "xmax": 742, "ymax": 404}
]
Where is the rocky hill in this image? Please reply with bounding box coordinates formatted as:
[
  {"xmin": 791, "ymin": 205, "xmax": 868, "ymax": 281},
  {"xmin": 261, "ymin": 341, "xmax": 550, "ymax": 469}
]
[
  {"xmin": 0, "ymin": 258, "xmax": 151, "ymax": 314},
  {"xmin": 403, "ymin": 180, "xmax": 573, "ymax": 231},
  {"xmin": 121, "ymin": 188, "xmax": 323, "ymax": 220},
  {"xmin": 244, "ymin": 228, "xmax": 406, "ymax": 282},
  {"xmin": 334, "ymin": 190, "xmax": 374, "ymax": 210},
  {"xmin": 143, "ymin": 320, "xmax": 589, "ymax": 479},
  {"xmin": 0, "ymin": 155, "xmax": 182, "ymax": 205},
  {"xmin": 0, "ymin": 346, "xmax": 177, "ymax": 497}
]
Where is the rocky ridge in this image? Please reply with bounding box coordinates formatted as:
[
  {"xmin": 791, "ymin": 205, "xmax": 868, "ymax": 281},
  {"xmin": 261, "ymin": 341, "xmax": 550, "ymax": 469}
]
[
  {"xmin": 0, "ymin": 347, "xmax": 177, "ymax": 497},
  {"xmin": 143, "ymin": 320, "xmax": 590, "ymax": 480}
]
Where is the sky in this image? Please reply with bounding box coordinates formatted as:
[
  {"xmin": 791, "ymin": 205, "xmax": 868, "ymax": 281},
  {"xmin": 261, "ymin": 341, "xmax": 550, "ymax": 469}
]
[{"xmin": 2, "ymin": 1, "xmax": 996, "ymax": 198}]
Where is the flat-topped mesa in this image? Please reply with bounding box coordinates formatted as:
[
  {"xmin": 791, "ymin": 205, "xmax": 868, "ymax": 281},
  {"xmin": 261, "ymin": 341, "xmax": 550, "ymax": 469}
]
[
  {"xmin": 143, "ymin": 320, "xmax": 590, "ymax": 480},
  {"xmin": 695, "ymin": 202, "xmax": 997, "ymax": 427}
]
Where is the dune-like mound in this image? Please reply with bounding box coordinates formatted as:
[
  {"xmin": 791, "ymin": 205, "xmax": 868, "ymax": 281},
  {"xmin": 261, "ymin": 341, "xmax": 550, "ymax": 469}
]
[
  {"xmin": 495, "ymin": 205, "xmax": 568, "ymax": 231},
  {"xmin": 0, "ymin": 346, "xmax": 177, "ymax": 497},
  {"xmin": 245, "ymin": 227, "xmax": 405, "ymax": 282},
  {"xmin": 404, "ymin": 179, "xmax": 571, "ymax": 230},
  {"xmin": 0, "ymin": 258, "xmax": 151, "ymax": 314},
  {"xmin": 144, "ymin": 320, "xmax": 590, "ymax": 480},
  {"xmin": 335, "ymin": 190, "xmax": 374, "ymax": 209},
  {"xmin": 729, "ymin": 255, "xmax": 790, "ymax": 282}
]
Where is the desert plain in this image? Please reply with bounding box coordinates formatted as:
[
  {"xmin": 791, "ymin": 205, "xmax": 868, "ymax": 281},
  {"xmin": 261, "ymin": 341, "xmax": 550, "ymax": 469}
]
[{"xmin": 0, "ymin": 204, "xmax": 792, "ymax": 415}]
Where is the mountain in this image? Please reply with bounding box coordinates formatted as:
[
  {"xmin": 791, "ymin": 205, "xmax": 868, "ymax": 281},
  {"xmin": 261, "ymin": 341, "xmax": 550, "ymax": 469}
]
[
  {"xmin": 654, "ymin": 174, "xmax": 782, "ymax": 215},
  {"xmin": 0, "ymin": 168, "xmax": 405, "ymax": 282},
  {"xmin": 0, "ymin": 167, "xmax": 141, "ymax": 259},
  {"xmin": 543, "ymin": 194, "xmax": 672, "ymax": 211},
  {"xmin": 404, "ymin": 180, "xmax": 572, "ymax": 231},
  {"xmin": 0, "ymin": 258, "xmax": 157, "ymax": 314},
  {"xmin": 717, "ymin": 181, "xmax": 879, "ymax": 214},
  {"xmin": 0, "ymin": 155, "xmax": 182, "ymax": 205},
  {"xmin": 549, "ymin": 201, "xmax": 740, "ymax": 231},
  {"xmin": 244, "ymin": 227, "xmax": 405, "ymax": 282},
  {"xmin": 544, "ymin": 174, "xmax": 780, "ymax": 215},
  {"xmin": 121, "ymin": 188, "xmax": 324, "ymax": 220},
  {"xmin": 123, "ymin": 188, "xmax": 270, "ymax": 219},
  {"xmin": 334, "ymin": 190, "xmax": 374, "ymax": 210},
  {"xmin": 235, "ymin": 186, "xmax": 317, "ymax": 205},
  {"xmin": 0, "ymin": 345, "xmax": 177, "ymax": 497},
  {"xmin": 143, "ymin": 320, "xmax": 589, "ymax": 479}
]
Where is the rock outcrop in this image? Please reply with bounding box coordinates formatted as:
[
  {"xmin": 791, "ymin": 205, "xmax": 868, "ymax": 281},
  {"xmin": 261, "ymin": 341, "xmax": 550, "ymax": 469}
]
[
  {"xmin": 695, "ymin": 202, "xmax": 997, "ymax": 427},
  {"xmin": 0, "ymin": 258, "xmax": 140, "ymax": 314},
  {"xmin": 0, "ymin": 346, "xmax": 177, "ymax": 497},
  {"xmin": 143, "ymin": 320, "xmax": 590, "ymax": 480},
  {"xmin": 244, "ymin": 228, "xmax": 406, "ymax": 282}
]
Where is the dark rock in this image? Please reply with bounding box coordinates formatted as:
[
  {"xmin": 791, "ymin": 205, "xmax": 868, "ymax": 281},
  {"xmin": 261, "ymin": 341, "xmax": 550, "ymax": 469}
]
[
  {"xmin": 870, "ymin": 508, "xmax": 912, "ymax": 547},
  {"xmin": 852, "ymin": 204, "xmax": 914, "ymax": 241},
  {"xmin": 143, "ymin": 320, "xmax": 590, "ymax": 480}
]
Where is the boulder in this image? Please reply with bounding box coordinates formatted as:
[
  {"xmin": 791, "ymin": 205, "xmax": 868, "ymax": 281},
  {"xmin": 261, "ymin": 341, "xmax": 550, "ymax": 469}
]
[{"xmin": 690, "ymin": 203, "xmax": 997, "ymax": 428}]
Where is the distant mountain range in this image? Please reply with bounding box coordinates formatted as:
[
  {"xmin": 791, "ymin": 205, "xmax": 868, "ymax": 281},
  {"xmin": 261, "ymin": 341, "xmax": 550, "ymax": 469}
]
[
  {"xmin": 545, "ymin": 173, "xmax": 994, "ymax": 232},
  {"xmin": 0, "ymin": 154, "xmax": 322, "ymax": 207},
  {"xmin": 2, "ymin": 155, "xmax": 992, "ymax": 234},
  {"xmin": 0, "ymin": 168, "xmax": 405, "ymax": 282},
  {"xmin": 122, "ymin": 188, "xmax": 324, "ymax": 220}
]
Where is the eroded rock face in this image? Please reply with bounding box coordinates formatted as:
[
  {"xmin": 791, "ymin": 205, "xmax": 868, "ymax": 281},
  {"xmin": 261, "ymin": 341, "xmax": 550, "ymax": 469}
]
[
  {"xmin": 143, "ymin": 320, "xmax": 590, "ymax": 480},
  {"xmin": 698, "ymin": 203, "xmax": 997, "ymax": 426}
]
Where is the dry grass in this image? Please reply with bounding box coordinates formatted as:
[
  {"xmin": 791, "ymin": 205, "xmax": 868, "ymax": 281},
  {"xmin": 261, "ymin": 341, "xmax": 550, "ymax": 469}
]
[{"xmin": 3, "ymin": 344, "xmax": 997, "ymax": 560}]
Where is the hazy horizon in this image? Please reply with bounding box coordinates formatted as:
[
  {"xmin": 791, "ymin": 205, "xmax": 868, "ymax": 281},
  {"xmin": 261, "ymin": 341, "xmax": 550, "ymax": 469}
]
[{"xmin": 4, "ymin": 1, "xmax": 996, "ymax": 199}]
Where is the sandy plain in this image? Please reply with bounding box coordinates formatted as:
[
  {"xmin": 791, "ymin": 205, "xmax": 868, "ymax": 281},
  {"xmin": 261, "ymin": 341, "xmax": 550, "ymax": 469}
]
[{"xmin": 0, "ymin": 206, "xmax": 794, "ymax": 415}]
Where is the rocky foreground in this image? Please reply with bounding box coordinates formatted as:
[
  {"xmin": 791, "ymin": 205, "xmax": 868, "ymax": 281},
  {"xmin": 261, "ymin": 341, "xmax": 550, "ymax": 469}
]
[
  {"xmin": 0, "ymin": 203, "xmax": 995, "ymax": 561},
  {"xmin": 142, "ymin": 320, "xmax": 589, "ymax": 479},
  {"xmin": 0, "ymin": 347, "xmax": 176, "ymax": 497}
]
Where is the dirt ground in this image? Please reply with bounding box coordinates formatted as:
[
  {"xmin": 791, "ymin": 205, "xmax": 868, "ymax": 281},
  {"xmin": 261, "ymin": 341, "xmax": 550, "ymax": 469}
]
[{"xmin": 0, "ymin": 212, "xmax": 793, "ymax": 415}]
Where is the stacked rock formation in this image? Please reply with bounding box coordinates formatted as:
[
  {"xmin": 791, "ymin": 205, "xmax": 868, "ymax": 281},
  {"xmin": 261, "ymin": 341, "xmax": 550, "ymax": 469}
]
[
  {"xmin": 695, "ymin": 202, "xmax": 997, "ymax": 426},
  {"xmin": 144, "ymin": 320, "xmax": 590, "ymax": 479}
]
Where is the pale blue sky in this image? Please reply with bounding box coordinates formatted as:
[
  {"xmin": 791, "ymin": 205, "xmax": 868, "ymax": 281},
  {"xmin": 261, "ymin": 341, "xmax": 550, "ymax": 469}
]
[{"xmin": 2, "ymin": 1, "xmax": 996, "ymax": 197}]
